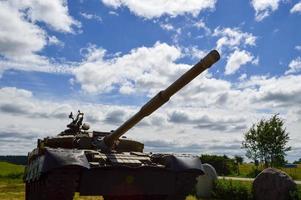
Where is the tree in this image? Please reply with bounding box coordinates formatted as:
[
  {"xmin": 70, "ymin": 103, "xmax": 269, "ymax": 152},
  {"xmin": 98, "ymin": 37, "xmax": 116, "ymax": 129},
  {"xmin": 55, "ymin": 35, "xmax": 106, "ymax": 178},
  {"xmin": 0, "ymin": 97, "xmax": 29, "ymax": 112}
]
[
  {"xmin": 234, "ymin": 155, "xmax": 243, "ymax": 164},
  {"xmin": 242, "ymin": 114, "xmax": 291, "ymax": 167},
  {"xmin": 293, "ymin": 158, "xmax": 301, "ymax": 164},
  {"xmin": 234, "ymin": 155, "xmax": 244, "ymax": 175}
]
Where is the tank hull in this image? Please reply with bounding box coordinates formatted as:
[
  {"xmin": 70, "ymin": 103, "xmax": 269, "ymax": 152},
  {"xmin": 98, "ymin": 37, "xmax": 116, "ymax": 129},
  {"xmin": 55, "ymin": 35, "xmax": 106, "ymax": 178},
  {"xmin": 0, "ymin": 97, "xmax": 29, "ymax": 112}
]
[
  {"xmin": 24, "ymin": 147, "xmax": 203, "ymax": 199},
  {"xmin": 79, "ymin": 167, "xmax": 198, "ymax": 196}
]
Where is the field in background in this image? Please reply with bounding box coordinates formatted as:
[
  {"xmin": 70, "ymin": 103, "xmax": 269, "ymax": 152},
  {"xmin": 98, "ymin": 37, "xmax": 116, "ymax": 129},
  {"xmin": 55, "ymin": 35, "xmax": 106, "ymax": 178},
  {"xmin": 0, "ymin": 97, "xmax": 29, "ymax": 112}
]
[{"xmin": 238, "ymin": 163, "xmax": 301, "ymax": 180}]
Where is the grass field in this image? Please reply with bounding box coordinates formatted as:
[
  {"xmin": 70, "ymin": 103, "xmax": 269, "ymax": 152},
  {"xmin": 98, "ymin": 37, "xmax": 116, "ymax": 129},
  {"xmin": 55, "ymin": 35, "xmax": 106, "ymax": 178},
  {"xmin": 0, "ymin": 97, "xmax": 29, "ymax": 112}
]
[{"xmin": 238, "ymin": 163, "xmax": 301, "ymax": 180}]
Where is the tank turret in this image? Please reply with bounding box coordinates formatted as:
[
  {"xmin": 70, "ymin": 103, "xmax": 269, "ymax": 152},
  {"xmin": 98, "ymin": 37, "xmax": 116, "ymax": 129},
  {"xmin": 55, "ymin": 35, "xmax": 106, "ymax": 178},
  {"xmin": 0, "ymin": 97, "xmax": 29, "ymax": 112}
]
[{"xmin": 102, "ymin": 50, "xmax": 220, "ymax": 150}]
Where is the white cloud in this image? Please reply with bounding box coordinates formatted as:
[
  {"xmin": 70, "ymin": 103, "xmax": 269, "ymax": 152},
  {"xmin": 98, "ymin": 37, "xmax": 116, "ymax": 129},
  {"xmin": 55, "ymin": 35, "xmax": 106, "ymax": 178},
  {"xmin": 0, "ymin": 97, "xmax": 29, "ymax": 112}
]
[
  {"xmin": 183, "ymin": 46, "xmax": 206, "ymax": 60},
  {"xmin": 213, "ymin": 27, "xmax": 256, "ymax": 52},
  {"xmin": 239, "ymin": 73, "xmax": 248, "ymax": 81},
  {"xmin": 80, "ymin": 12, "xmax": 102, "ymax": 22},
  {"xmin": 109, "ymin": 11, "xmax": 119, "ymax": 16},
  {"xmin": 0, "ymin": 2, "xmax": 46, "ymax": 58},
  {"xmin": 251, "ymin": 0, "xmax": 283, "ymax": 21},
  {"xmin": 48, "ymin": 36, "xmax": 64, "ymax": 46},
  {"xmin": 290, "ymin": 2, "xmax": 301, "ymax": 13},
  {"xmin": 285, "ymin": 57, "xmax": 301, "ymax": 75},
  {"xmin": 101, "ymin": 0, "xmax": 217, "ymax": 19},
  {"xmin": 225, "ymin": 50, "xmax": 255, "ymax": 75},
  {"xmin": 0, "ymin": 0, "xmax": 76, "ymax": 75},
  {"xmin": 2, "ymin": 69, "xmax": 301, "ymax": 160},
  {"xmin": 73, "ymin": 42, "xmax": 189, "ymax": 94},
  {"xmin": 240, "ymin": 74, "xmax": 301, "ymax": 109},
  {"xmin": 295, "ymin": 45, "xmax": 301, "ymax": 51},
  {"xmin": 8, "ymin": 0, "xmax": 80, "ymax": 33},
  {"xmin": 193, "ymin": 20, "xmax": 211, "ymax": 35},
  {"xmin": 159, "ymin": 23, "xmax": 174, "ymax": 31}
]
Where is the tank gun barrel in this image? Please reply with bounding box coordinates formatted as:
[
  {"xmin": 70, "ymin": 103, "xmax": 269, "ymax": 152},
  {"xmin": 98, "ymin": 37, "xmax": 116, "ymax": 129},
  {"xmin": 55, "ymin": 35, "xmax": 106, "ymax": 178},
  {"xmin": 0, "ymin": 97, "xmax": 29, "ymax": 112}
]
[{"xmin": 104, "ymin": 50, "xmax": 220, "ymax": 148}]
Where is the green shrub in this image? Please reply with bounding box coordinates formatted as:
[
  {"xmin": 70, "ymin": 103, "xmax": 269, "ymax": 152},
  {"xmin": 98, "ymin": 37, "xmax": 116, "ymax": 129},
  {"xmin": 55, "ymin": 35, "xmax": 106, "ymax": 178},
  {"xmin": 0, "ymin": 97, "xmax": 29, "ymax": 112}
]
[
  {"xmin": 289, "ymin": 187, "xmax": 301, "ymax": 200},
  {"xmin": 200, "ymin": 154, "xmax": 237, "ymax": 175},
  {"xmin": 289, "ymin": 185, "xmax": 301, "ymax": 200},
  {"xmin": 211, "ymin": 179, "xmax": 253, "ymax": 200}
]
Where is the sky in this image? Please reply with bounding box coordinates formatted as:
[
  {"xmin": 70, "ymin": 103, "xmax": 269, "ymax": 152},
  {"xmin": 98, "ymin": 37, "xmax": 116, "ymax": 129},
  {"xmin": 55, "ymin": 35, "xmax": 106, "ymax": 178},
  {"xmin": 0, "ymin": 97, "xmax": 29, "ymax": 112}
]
[{"xmin": 0, "ymin": 0, "xmax": 301, "ymax": 162}]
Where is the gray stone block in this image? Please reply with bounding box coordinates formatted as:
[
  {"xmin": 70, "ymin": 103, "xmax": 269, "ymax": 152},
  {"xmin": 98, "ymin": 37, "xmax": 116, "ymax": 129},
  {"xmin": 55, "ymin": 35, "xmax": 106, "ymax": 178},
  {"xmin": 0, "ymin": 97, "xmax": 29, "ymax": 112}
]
[
  {"xmin": 253, "ymin": 167, "xmax": 297, "ymax": 200},
  {"xmin": 196, "ymin": 163, "xmax": 218, "ymax": 198}
]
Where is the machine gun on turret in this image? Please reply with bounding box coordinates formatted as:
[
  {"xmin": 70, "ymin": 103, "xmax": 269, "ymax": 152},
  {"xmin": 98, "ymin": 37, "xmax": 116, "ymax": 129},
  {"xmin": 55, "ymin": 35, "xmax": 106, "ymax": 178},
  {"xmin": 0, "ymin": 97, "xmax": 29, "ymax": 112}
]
[{"xmin": 59, "ymin": 110, "xmax": 90, "ymax": 136}]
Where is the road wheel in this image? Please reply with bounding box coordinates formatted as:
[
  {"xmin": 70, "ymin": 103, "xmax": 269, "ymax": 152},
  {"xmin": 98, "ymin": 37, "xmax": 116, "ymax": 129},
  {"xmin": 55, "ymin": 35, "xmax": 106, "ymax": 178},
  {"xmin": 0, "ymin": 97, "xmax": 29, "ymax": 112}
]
[{"xmin": 25, "ymin": 167, "xmax": 80, "ymax": 200}]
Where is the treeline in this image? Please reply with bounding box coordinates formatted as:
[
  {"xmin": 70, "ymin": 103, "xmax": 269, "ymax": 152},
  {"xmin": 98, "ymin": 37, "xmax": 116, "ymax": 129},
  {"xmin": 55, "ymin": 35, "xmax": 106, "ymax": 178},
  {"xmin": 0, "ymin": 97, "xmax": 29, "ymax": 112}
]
[
  {"xmin": 0, "ymin": 156, "xmax": 27, "ymax": 165},
  {"xmin": 200, "ymin": 154, "xmax": 238, "ymax": 176}
]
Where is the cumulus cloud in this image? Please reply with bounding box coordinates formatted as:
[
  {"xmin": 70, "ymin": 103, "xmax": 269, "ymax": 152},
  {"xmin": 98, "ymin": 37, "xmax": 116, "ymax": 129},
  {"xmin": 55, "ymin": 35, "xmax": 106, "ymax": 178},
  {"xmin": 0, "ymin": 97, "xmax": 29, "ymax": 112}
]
[
  {"xmin": 1, "ymin": 73, "xmax": 301, "ymax": 160},
  {"xmin": 104, "ymin": 110, "xmax": 126, "ymax": 124},
  {"xmin": 101, "ymin": 0, "xmax": 217, "ymax": 19},
  {"xmin": 251, "ymin": 0, "xmax": 283, "ymax": 21},
  {"xmin": 168, "ymin": 110, "xmax": 246, "ymax": 132},
  {"xmin": 0, "ymin": 87, "xmax": 72, "ymax": 119},
  {"xmin": 240, "ymin": 75, "xmax": 301, "ymax": 108},
  {"xmin": 285, "ymin": 57, "xmax": 301, "ymax": 75},
  {"xmin": 8, "ymin": 0, "xmax": 80, "ymax": 33},
  {"xmin": 143, "ymin": 139, "xmax": 244, "ymax": 155},
  {"xmin": 290, "ymin": 2, "xmax": 301, "ymax": 13},
  {"xmin": 225, "ymin": 50, "xmax": 255, "ymax": 75},
  {"xmin": 0, "ymin": 0, "xmax": 77, "ymax": 75},
  {"xmin": 73, "ymin": 42, "xmax": 189, "ymax": 95},
  {"xmin": 213, "ymin": 27, "xmax": 256, "ymax": 52},
  {"xmin": 0, "ymin": 2, "xmax": 46, "ymax": 58}
]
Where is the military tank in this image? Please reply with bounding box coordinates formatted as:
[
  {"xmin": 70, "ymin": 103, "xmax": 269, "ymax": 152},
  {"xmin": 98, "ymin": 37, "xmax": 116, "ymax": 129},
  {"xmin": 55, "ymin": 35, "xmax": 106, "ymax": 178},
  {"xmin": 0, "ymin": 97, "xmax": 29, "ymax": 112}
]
[{"xmin": 24, "ymin": 50, "xmax": 220, "ymax": 200}]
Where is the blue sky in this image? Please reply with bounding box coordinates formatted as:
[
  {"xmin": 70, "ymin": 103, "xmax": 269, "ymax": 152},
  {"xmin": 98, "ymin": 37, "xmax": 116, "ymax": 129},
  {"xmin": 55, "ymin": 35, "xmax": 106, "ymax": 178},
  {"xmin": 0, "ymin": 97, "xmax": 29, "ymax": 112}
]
[{"xmin": 0, "ymin": 0, "xmax": 301, "ymax": 162}]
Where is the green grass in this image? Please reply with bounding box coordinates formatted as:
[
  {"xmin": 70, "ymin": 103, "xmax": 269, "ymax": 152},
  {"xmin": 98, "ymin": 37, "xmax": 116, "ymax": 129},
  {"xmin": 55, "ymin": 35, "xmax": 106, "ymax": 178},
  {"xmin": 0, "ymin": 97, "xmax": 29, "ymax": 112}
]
[
  {"xmin": 238, "ymin": 163, "xmax": 301, "ymax": 180},
  {"xmin": 0, "ymin": 162, "xmax": 25, "ymax": 179}
]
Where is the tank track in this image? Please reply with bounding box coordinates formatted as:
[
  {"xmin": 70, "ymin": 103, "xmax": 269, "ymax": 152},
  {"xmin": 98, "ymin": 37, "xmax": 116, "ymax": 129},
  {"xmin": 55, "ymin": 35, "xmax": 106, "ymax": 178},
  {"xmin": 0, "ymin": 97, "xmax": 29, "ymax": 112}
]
[
  {"xmin": 104, "ymin": 172, "xmax": 198, "ymax": 200},
  {"xmin": 25, "ymin": 169, "xmax": 197, "ymax": 200},
  {"xmin": 25, "ymin": 167, "xmax": 80, "ymax": 200}
]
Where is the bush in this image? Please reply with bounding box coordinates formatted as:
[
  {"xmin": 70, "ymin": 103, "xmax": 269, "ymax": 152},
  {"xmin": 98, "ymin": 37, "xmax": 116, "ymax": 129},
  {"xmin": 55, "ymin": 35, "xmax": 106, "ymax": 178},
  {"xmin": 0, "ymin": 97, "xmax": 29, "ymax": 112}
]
[
  {"xmin": 289, "ymin": 185, "xmax": 301, "ymax": 200},
  {"xmin": 212, "ymin": 179, "xmax": 253, "ymax": 200},
  {"xmin": 200, "ymin": 154, "xmax": 237, "ymax": 175}
]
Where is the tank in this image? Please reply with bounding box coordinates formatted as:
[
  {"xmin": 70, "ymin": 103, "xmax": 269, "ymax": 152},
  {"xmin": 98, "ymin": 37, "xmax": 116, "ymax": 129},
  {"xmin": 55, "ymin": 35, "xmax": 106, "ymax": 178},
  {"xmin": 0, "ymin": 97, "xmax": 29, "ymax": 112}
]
[{"xmin": 24, "ymin": 50, "xmax": 220, "ymax": 200}]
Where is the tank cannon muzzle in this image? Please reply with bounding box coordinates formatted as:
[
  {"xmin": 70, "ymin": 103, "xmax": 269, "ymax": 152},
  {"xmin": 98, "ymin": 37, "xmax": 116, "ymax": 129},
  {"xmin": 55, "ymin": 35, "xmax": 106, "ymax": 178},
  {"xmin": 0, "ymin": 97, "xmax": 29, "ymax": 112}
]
[{"xmin": 103, "ymin": 50, "xmax": 220, "ymax": 149}]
